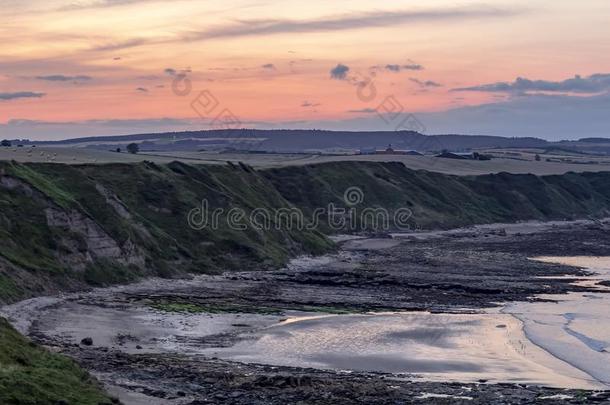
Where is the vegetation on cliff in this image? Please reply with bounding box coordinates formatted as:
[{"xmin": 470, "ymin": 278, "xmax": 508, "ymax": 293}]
[
  {"xmin": 0, "ymin": 160, "xmax": 332, "ymax": 303},
  {"xmin": 2, "ymin": 160, "xmax": 610, "ymax": 304},
  {"xmin": 264, "ymin": 161, "xmax": 610, "ymax": 230},
  {"xmin": 0, "ymin": 318, "xmax": 111, "ymax": 405}
]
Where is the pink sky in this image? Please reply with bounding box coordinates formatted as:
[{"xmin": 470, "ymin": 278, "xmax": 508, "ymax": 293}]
[{"xmin": 1, "ymin": 0, "xmax": 610, "ymax": 139}]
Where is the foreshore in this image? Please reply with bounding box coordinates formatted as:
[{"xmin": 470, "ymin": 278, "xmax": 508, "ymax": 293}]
[{"xmin": 3, "ymin": 219, "xmax": 610, "ymax": 404}]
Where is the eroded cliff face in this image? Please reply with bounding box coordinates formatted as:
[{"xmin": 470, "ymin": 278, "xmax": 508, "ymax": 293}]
[
  {"xmin": 1, "ymin": 171, "xmax": 146, "ymax": 267},
  {"xmin": 44, "ymin": 206, "xmax": 145, "ymax": 271},
  {"xmin": 0, "ymin": 161, "xmax": 332, "ymax": 303}
]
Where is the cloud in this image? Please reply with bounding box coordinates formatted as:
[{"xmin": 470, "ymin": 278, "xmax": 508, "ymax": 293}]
[
  {"xmin": 137, "ymin": 75, "xmax": 160, "ymax": 80},
  {"xmin": 347, "ymin": 108, "xmax": 377, "ymax": 113},
  {"xmin": 185, "ymin": 7, "xmax": 521, "ymax": 40},
  {"xmin": 59, "ymin": 0, "xmax": 163, "ymax": 11},
  {"xmin": 403, "ymin": 64, "xmax": 423, "ymax": 71},
  {"xmin": 90, "ymin": 38, "xmax": 152, "ymax": 52},
  {"xmin": 164, "ymin": 67, "xmax": 191, "ymax": 76},
  {"xmin": 259, "ymin": 93, "xmax": 610, "ymax": 140},
  {"xmin": 0, "ymin": 117, "xmax": 198, "ymax": 140},
  {"xmin": 453, "ymin": 73, "xmax": 610, "ymax": 94},
  {"xmin": 410, "ymin": 78, "xmax": 442, "ymax": 87},
  {"xmin": 75, "ymin": 7, "xmax": 521, "ymax": 55},
  {"xmin": 301, "ymin": 101, "xmax": 321, "ymax": 107},
  {"xmin": 135, "ymin": 87, "xmax": 148, "ymax": 92},
  {"xmin": 0, "ymin": 91, "xmax": 45, "ymax": 101},
  {"xmin": 35, "ymin": 75, "xmax": 92, "ymax": 82},
  {"xmin": 386, "ymin": 64, "xmax": 423, "ymax": 72},
  {"xmin": 261, "ymin": 63, "xmax": 276, "ymax": 70},
  {"xmin": 330, "ymin": 64, "xmax": 350, "ymax": 80},
  {"xmin": 417, "ymin": 92, "xmax": 610, "ymax": 139}
]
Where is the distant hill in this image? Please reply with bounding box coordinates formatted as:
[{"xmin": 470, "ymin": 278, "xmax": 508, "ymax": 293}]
[
  {"xmin": 20, "ymin": 129, "xmax": 550, "ymax": 153},
  {"xmin": 13, "ymin": 129, "xmax": 609, "ymax": 155}
]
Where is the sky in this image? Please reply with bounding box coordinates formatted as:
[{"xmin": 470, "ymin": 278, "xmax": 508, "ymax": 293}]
[{"xmin": 1, "ymin": 0, "xmax": 610, "ymax": 140}]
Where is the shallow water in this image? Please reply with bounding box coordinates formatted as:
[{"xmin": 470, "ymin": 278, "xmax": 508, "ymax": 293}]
[
  {"xmin": 200, "ymin": 312, "xmax": 601, "ymax": 388},
  {"xmin": 3, "ymin": 254, "xmax": 610, "ymax": 390},
  {"xmin": 202, "ymin": 256, "xmax": 610, "ymax": 389},
  {"xmin": 505, "ymin": 256, "xmax": 610, "ymax": 386}
]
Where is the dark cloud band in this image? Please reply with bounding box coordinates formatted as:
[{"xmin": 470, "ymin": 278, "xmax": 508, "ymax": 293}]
[
  {"xmin": 0, "ymin": 91, "xmax": 45, "ymax": 101},
  {"xmin": 453, "ymin": 74, "xmax": 610, "ymax": 94}
]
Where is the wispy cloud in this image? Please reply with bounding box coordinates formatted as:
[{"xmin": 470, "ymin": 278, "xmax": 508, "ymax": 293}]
[
  {"xmin": 261, "ymin": 63, "xmax": 276, "ymax": 70},
  {"xmin": 0, "ymin": 91, "xmax": 45, "ymax": 101},
  {"xmin": 0, "ymin": 117, "xmax": 198, "ymax": 140},
  {"xmin": 453, "ymin": 74, "xmax": 610, "ymax": 94},
  {"xmin": 89, "ymin": 38, "xmax": 153, "ymax": 52},
  {"xmin": 164, "ymin": 67, "xmax": 191, "ymax": 76},
  {"xmin": 81, "ymin": 6, "xmax": 522, "ymax": 54},
  {"xmin": 59, "ymin": 0, "xmax": 165, "ymax": 11},
  {"xmin": 386, "ymin": 64, "xmax": 423, "ymax": 72},
  {"xmin": 347, "ymin": 108, "xmax": 376, "ymax": 113},
  {"xmin": 184, "ymin": 7, "xmax": 522, "ymax": 40},
  {"xmin": 410, "ymin": 78, "xmax": 442, "ymax": 87},
  {"xmin": 36, "ymin": 75, "xmax": 92, "ymax": 82}
]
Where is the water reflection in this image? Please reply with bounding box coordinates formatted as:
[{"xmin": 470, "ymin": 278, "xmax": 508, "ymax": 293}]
[
  {"xmin": 203, "ymin": 312, "xmax": 601, "ymax": 388},
  {"xmin": 505, "ymin": 256, "xmax": 610, "ymax": 386},
  {"xmin": 203, "ymin": 257, "xmax": 610, "ymax": 389}
]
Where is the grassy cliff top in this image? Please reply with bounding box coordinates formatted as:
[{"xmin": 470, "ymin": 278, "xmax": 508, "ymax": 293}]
[{"xmin": 0, "ymin": 318, "xmax": 113, "ymax": 405}]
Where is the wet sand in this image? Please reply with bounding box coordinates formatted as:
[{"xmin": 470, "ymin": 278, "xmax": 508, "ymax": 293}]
[
  {"xmin": 505, "ymin": 256, "xmax": 610, "ymax": 386},
  {"xmin": 200, "ymin": 312, "xmax": 601, "ymax": 389}
]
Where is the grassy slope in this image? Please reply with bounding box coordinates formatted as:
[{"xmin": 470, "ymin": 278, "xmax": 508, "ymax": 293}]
[
  {"xmin": 0, "ymin": 319, "xmax": 111, "ymax": 405},
  {"xmin": 0, "ymin": 160, "xmax": 332, "ymax": 303},
  {"xmin": 1, "ymin": 160, "xmax": 610, "ymax": 304},
  {"xmin": 2, "ymin": 160, "xmax": 610, "ymax": 304},
  {"xmin": 263, "ymin": 161, "xmax": 610, "ymax": 230}
]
